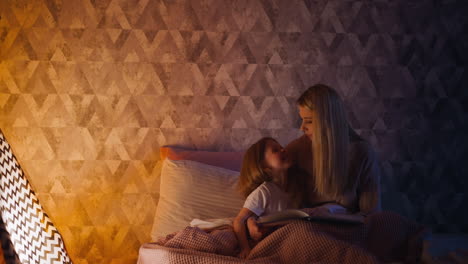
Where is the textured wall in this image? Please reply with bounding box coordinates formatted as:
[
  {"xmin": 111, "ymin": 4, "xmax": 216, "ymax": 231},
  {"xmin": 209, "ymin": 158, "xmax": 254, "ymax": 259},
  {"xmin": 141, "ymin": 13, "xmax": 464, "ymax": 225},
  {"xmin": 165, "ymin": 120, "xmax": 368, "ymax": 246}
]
[{"xmin": 0, "ymin": 0, "xmax": 467, "ymax": 263}]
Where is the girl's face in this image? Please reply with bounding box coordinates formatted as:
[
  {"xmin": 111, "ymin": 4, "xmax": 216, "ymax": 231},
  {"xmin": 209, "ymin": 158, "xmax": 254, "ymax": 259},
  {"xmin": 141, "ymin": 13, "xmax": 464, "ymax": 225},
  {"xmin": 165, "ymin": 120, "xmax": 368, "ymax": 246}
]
[
  {"xmin": 263, "ymin": 140, "xmax": 291, "ymax": 171},
  {"xmin": 298, "ymin": 105, "xmax": 314, "ymax": 139}
]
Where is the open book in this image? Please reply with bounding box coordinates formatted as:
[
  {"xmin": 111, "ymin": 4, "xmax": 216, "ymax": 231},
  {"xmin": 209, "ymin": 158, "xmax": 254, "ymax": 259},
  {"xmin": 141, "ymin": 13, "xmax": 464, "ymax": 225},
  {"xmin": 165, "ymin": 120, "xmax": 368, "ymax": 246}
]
[{"xmin": 257, "ymin": 209, "xmax": 365, "ymax": 227}]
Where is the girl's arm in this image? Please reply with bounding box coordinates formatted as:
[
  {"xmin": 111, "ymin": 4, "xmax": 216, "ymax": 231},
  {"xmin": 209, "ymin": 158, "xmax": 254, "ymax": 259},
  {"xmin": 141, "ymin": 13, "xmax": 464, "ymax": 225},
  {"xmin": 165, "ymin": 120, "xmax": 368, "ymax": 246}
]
[{"xmin": 233, "ymin": 207, "xmax": 255, "ymax": 258}]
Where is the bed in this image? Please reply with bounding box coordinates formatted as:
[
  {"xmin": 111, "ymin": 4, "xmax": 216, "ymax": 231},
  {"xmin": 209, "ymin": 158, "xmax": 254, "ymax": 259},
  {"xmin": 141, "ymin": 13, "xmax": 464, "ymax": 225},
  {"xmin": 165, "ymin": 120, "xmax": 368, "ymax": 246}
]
[{"xmin": 137, "ymin": 147, "xmax": 468, "ymax": 264}]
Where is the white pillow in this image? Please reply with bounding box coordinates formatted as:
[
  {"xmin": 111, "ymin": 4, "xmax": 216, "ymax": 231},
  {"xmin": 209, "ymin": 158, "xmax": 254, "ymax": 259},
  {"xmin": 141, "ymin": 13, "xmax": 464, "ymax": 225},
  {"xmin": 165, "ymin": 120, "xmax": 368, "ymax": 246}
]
[{"xmin": 151, "ymin": 159, "xmax": 244, "ymax": 240}]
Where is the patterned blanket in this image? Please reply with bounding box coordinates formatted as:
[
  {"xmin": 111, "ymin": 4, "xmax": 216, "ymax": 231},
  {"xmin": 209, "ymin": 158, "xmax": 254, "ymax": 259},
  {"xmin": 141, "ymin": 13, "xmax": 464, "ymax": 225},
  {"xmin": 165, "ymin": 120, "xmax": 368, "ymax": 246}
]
[{"xmin": 138, "ymin": 211, "xmax": 425, "ymax": 264}]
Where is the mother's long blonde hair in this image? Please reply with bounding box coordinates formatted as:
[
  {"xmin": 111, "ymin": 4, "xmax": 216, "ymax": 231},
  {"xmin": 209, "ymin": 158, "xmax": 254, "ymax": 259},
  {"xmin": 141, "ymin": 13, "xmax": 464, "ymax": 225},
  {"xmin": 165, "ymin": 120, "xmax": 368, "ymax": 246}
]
[{"xmin": 297, "ymin": 84, "xmax": 355, "ymax": 198}]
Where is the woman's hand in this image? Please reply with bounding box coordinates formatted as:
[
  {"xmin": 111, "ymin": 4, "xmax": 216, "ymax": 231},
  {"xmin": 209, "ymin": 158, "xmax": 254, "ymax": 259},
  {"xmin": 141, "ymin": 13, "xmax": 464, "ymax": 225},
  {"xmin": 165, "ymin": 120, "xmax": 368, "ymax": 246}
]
[{"xmin": 307, "ymin": 206, "xmax": 331, "ymax": 217}]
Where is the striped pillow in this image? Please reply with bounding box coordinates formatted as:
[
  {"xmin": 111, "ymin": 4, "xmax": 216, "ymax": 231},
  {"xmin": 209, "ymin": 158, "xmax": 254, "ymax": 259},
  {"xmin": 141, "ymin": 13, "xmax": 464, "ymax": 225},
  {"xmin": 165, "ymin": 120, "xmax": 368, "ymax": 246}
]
[{"xmin": 151, "ymin": 159, "xmax": 244, "ymax": 240}]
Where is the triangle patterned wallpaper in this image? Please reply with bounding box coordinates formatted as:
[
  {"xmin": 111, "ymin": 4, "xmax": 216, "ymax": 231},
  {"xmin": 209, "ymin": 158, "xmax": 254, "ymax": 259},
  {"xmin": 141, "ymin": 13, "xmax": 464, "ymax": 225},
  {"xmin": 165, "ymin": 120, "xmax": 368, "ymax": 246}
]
[{"xmin": 0, "ymin": 0, "xmax": 467, "ymax": 263}]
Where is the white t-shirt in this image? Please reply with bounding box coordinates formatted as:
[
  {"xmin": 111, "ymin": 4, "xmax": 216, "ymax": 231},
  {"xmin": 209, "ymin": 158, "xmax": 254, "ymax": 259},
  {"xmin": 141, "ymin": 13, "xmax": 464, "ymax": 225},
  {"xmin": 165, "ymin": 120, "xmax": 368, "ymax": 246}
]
[{"xmin": 243, "ymin": 181, "xmax": 291, "ymax": 216}]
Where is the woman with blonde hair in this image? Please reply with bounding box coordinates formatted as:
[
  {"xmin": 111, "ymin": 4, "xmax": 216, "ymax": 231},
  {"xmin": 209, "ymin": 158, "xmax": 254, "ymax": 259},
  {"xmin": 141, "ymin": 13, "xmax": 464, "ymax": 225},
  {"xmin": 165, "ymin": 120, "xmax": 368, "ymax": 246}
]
[
  {"xmin": 284, "ymin": 84, "xmax": 432, "ymax": 262},
  {"xmin": 286, "ymin": 83, "xmax": 381, "ymax": 214}
]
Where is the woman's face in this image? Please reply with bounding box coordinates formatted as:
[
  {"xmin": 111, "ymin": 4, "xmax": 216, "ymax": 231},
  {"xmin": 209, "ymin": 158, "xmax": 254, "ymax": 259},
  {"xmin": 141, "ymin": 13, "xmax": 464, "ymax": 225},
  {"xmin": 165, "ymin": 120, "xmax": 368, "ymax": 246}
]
[
  {"xmin": 263, "ymin": 140, "xmax": 291, "ymax": 171},
  {"xmin": 298, "ymin": 106, "xmax": 314, "ymax": 138}
]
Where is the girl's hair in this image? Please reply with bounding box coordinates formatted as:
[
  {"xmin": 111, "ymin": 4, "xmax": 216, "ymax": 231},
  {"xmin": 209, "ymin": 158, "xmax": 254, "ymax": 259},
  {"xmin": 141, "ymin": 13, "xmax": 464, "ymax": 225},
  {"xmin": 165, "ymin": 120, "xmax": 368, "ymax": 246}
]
[
  {"xmin": 237, "ymin": 137, "xmax": 307, "ymax": 208},
  {"xmin": 237, "ymin": 137, "xmax": 275, "ymax": 198},
  {"xmin": 297, "ymin": 84, "xmax": 355, "ymax": 198}
]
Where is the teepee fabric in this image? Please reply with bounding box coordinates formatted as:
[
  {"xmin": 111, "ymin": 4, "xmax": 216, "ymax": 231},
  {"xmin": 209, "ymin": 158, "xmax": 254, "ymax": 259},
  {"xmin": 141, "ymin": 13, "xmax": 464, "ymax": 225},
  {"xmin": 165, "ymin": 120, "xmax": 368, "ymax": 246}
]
[{"xmin": 0, "ymin": 130, "xmax": 71, "ymax": 264}]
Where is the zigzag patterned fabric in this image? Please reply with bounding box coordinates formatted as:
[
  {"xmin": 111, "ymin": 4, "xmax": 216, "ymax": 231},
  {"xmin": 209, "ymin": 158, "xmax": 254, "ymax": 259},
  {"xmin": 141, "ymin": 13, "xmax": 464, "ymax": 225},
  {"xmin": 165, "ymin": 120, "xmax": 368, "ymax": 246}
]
[{"xmin": 0, "ymin": 130, "xmax": 72, "ymax": 264}]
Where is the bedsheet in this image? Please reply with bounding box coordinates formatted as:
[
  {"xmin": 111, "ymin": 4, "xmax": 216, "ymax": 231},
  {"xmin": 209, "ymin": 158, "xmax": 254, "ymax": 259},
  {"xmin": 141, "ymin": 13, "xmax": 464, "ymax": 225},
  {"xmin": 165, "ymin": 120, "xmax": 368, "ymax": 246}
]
[{"xmin": 138, "ymin": 211, "xmax": 425, "ymax": 264}]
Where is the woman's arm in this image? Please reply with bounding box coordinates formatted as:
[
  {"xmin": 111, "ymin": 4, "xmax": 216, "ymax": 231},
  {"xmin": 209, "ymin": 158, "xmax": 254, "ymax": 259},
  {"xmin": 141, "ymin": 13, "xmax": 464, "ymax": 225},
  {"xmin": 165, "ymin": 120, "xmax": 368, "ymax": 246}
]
[
  {"xmin": 285, "ymin": 135, "xmax": 313, "ymax": 182},
  {"xmin": 233, "ymin": 207, "xmax": 256, "ymax": 258},
  {"xmin": 357, "ymin": 145, "xmax": 382, "ymax": 215},
  {"xmin": 285, "ymin": 134, "xmax": 310, "ymax": 165}
]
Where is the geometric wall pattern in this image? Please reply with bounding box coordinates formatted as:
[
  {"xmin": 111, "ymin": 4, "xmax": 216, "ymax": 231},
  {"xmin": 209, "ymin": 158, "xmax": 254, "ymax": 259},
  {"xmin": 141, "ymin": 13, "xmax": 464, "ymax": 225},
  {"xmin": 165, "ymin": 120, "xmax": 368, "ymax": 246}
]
[{"xmin": 0, "ymin": 0, "xmax": 467, "ymax": 263}]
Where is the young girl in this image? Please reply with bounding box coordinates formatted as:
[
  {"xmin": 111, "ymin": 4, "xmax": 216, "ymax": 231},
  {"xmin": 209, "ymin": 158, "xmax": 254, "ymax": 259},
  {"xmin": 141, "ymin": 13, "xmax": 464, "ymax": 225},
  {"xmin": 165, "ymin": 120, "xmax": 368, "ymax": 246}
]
[{"xmin": 233, "ymin": 137, "xmax": 306, "ymax": 259}]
